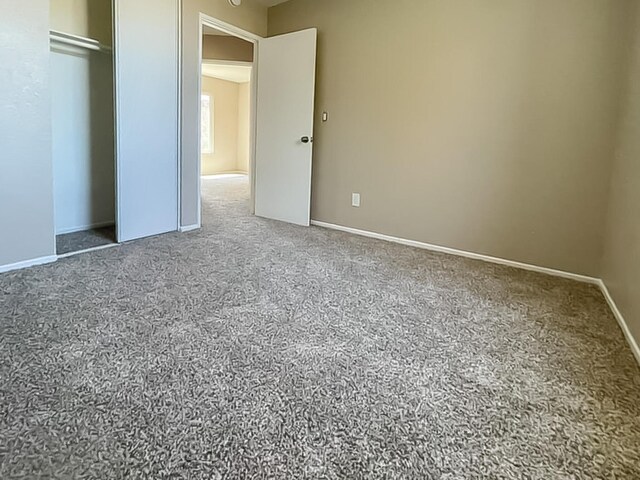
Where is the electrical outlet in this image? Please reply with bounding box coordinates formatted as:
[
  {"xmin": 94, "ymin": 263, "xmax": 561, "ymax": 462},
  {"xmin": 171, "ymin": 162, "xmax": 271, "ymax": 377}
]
[{"xmin": 352, "ymin": 193, "xmax": 361, "ymax": 207}]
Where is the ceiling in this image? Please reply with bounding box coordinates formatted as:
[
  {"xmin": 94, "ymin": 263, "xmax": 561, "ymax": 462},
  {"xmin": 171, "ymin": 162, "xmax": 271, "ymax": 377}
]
[
  {"xmin": 202, "ymin": 63, "xmax": 252, "ymax": 83},
  {"xmin": 203, "ymin": 0, "xmax": 290, "ymax": 35}
]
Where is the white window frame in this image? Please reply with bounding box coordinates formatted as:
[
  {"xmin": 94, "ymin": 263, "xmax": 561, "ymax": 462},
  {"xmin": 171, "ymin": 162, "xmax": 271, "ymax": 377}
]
[{"xmin": 201, "ymin": 93, "xmax": 214, "ymax": 154}]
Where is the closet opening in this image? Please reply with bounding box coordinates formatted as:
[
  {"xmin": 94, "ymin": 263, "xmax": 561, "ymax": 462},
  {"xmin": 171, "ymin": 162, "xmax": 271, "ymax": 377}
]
[
  {"xmin": 199, "ymin": 24, "xmax": 254, "ymax": 226},
  {"xmin": 49, "ymin": 1, "xmax": 117, "ymax": 257}
]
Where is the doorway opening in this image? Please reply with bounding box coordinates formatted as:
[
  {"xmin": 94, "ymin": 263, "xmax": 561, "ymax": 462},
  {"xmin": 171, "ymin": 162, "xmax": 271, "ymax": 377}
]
[
  {"xmin": 199, "ymin": 21, "xmax": 255, "ymax": 226},
  {"xmin": 49, "ymin": 2, "xmax": 118, "ymax": 257},
  {"xmin": 191, "ymin": 16, "xmax": 317, "ymax": 230}
]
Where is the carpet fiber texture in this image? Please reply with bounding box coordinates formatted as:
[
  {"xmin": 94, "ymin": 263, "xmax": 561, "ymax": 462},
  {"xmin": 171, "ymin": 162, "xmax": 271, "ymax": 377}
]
[
  {"xmin": 1, "ymin": 176, "xmax": 639, "ymax": 479},
  {"xmin": 56, "ymin": 226, "xmax": 117, "ymax": 255}
]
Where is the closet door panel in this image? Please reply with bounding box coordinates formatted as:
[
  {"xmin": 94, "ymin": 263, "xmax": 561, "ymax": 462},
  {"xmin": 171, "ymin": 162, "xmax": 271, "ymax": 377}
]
[{"xmin": 113, "ymin": 0, "xmax": 179, "ymax": 242}]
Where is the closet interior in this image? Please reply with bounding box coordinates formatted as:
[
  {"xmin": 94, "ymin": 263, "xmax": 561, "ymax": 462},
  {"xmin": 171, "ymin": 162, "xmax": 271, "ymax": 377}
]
[{"xmin": 50, "ymin": 2, "xmax": 117, "ymax": 256}]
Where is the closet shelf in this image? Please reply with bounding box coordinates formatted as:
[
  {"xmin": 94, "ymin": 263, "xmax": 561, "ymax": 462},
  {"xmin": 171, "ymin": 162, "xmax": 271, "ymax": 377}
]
[{"xmin": 49, "ymin": 30, "xmax": 112, "ymax": 54}]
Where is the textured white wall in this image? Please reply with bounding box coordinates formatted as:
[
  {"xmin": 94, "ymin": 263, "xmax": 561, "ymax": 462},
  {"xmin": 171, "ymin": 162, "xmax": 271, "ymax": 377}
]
[
  {"xmin": 0, "ymin": 0, "xmax": 56, "ymax": 268},
  {"xmin": 49, "ymin": 0, "xmax": 112, "ymax": 46}
]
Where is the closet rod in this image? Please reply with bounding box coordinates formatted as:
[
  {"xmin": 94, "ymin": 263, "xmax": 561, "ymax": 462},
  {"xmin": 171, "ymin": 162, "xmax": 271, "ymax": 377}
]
[{"xmin": 49, "ymin": 30, "xmax": 112, "ymax": 53}]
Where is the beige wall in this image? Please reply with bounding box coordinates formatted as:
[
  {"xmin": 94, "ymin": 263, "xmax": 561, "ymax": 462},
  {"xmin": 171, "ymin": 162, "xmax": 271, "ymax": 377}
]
[
  {"xmin": 602, "ymin": 5, "xmax": 640, "ymax": 352},
  {"xmin": 50, "ymin": 0, "xmax": 112, "ymax": 46},
  {"xmin": 203, "ymin": 35, "xmax": 254, "ymax": 62},
  {"xmin": 181, "ymin": 0, "xmax": 266, "ymax": 227},
  {"xmin": 201, "ymin": 76, "xmax": 239, "ymax": 175},
  {"xmin": 201, "ymin": 77, "xmax": 250, "ymax": 175},
  {"xmin": 237, "ymin": 82, "xmax": 251, "ymax": 173},
  {"xmin": 269, "ymin": 0, "xmax": 635, "ymax": 276}
]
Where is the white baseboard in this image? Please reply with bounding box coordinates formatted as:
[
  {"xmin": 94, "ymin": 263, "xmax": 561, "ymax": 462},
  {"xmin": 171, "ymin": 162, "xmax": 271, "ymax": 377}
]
[
  {"xmin": 0, "ymin": 255, "xmax": 58, "ymax": 274},
  {"xmin": 597, "ymin": 280, "xmax": 640, "ymax": 365},
  {"xmin": 311, "ymin": 220, "xmax": 599, "ymax": 285},
  {"xmin": 3, "ymin": 220, "xmax": 637, "ymax": 367},
  {"xmin": 57, "ymin": 242, "xmax": 119, "ymax": 259},
  {"xmin": 202, "ymin": 172, "xmax": 247, "ymax": 179},
  {"xmin": 56, "ymin": 221, "xmax": 115, "ymax": 235},
  {"xmin": 311, "ymin": 220, "xmax": 640, "ymax": 366},
  {"xmin": 179, "ymin": 224, "xmax": 200, "ymax": 233}
]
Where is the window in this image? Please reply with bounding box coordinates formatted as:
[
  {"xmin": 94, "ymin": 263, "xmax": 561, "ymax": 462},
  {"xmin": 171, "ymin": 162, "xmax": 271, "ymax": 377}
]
[{"xmin": 201, "ymin": 94, "xmax": 213, "ymax": 154}]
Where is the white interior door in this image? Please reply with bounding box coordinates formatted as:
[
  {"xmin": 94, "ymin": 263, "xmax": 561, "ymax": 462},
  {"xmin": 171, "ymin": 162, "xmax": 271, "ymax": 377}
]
[
  {"xmin": 113, "ymin": 0, "xmax": 179, "ymax": 242},
  {"xmin": 255, "ymin": 28, "xmax": 317, "ymax": 226}
]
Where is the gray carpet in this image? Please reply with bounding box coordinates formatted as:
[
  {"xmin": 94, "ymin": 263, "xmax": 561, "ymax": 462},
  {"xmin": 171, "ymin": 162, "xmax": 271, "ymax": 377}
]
[
  {"xmin": 56, "ymin": 226, "xmax": 116, "ymax": 255},
  {"xmin": 1, "ymin": 176, "xmax": 639, "ymax": 479}
]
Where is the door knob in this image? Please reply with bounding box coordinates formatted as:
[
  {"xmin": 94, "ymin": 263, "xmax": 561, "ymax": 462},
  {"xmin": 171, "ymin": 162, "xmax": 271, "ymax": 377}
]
[{"xmin": 301, "ymin": 136, "xmax": 313, "ymax": 143}]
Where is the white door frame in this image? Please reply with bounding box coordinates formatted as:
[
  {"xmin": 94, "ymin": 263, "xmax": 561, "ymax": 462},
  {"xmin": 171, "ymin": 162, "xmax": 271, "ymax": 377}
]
[
  {"xmin": 195, "ymin": 13, "xmax": 262, "ymax": 226},
  {"xmin": 202, "ymin": 59, "xmax": 253, "ymax": 67},
  {"xmin": 111, "ymin": 0, "xmax": 120, "ymax": 241}
]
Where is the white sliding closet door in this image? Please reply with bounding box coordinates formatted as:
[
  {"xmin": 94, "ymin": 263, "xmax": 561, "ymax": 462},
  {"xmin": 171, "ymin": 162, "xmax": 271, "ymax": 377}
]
[{"xmin": 113, "ymin": 0, "xmax": 179, "ymax": 242}]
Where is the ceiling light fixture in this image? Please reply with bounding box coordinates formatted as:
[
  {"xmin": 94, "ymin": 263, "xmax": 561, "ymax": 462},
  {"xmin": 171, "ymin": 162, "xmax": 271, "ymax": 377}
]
[{"xmin": 229, "ymin": 0, "xmax": 242, "ymax": 6}]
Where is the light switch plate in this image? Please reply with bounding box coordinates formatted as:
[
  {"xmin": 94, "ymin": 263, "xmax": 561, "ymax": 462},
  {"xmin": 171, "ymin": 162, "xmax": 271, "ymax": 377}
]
[{"xmin": 352, "ymin": 193, "xmax": 361, "ymax": 207}]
